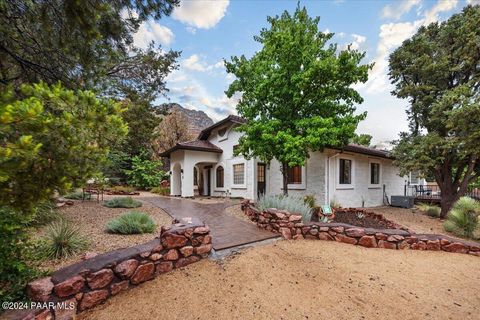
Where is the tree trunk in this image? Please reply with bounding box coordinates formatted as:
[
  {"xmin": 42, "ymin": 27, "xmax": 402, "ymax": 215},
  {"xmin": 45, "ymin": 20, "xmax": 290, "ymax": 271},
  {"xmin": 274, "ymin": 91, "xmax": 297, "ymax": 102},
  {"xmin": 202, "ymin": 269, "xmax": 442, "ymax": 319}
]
[
  {"xmin": 281, "ymin": 162, "xmax": 289, "ymax": 196},
  {"xmin": 439, "ymin": 192, "xmax": 459, "ymax": 219}
]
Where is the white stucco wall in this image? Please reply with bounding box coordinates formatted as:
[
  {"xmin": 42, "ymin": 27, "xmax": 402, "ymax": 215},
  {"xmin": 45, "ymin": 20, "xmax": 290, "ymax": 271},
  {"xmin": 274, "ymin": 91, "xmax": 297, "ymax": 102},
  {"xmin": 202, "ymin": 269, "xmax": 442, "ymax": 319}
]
[
  {"xmin": 325, "ymin": 149, "xmax": 405, "ymax": 208},
  {"xmin": 168, "ymin": 119, "xmax": 405, "ymax": 204},
  {"xmin": 267, "ymin": 152, "xmax": 327, "ymax": 205},
  {"xmin": 207, "ymin": 124, "xmax": 255, "ymax": 199}
]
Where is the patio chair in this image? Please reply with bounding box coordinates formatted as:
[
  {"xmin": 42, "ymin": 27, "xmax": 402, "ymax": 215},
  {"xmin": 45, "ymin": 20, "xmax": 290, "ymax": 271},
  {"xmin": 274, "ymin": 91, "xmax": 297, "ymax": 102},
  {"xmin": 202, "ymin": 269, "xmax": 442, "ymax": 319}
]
[
  {"xmin": 414, "ymin": 185, "xmax": 432, "ymax": 196},
  {"xmin": 318, "ymin": 204, "xmax": 335, "ymax": 223}
]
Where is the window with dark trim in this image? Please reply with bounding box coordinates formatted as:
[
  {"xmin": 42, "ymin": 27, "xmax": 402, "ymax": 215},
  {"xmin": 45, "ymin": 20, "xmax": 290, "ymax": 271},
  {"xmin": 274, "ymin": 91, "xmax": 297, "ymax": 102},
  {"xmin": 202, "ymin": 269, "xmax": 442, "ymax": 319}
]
[
  {"xmin": 193, "ymin": 167, "xmax": 198, "ymax": 186},
  {"xmin": 370, "ymin": 163, "xmax": 380, "ymax": 185},
  {"xmin": 287, "ymin": 166, "xmax": 302, "ymax": 184},
  {"xmin": 216, "ymin": 166, "xmax": 224, "ymax": 188},
  {"xmin": 233, "ymin": 163, "xmax": 245, "ymax": 185},
  {"xmin": 339, "ymin": 159, "xmax": 352, "ymax": 184}
]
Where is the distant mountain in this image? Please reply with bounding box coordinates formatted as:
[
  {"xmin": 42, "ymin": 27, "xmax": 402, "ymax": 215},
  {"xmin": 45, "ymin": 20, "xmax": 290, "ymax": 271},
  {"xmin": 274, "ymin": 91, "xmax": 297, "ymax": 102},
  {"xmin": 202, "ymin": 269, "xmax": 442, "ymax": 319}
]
[{"xmin": 159, "ymin": 103, "xmax": 214, "ymax": 135}]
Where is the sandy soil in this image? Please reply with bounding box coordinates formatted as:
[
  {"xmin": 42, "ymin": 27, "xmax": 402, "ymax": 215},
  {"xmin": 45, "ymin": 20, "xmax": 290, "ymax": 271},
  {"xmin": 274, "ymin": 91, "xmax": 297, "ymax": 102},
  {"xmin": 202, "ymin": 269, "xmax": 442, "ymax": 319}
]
[
  {"xmin": 369, "ymin": 206, "xmax": 451, "ymax": 235},
  {"xmin": 79, "ymin": 240, "xmax": 480, "ymax": 320},
  {"xmin": 36, "ymin": 197, "xmax": 172, "ymax": 271}
]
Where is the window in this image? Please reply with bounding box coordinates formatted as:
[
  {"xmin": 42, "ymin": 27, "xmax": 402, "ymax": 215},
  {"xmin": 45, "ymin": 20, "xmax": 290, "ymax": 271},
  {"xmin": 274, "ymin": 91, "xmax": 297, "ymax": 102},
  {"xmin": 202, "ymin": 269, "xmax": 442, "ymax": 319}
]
[
  {"xmin": 339, "ymin": 159, "xmax": 352, "ymax": 184},
  {"xmin": 193, "ymin": 167, "xmax": 198, "ymax": 186},
  {"xmin": 233, "ymin": 144, "xmax": 240, "ymax": 155},
  {"xmin": 218, "ymin": 127, "xmax": 227, "ymax": 137},
  {"xmin": 370, "ymin": 163, "xmax": 380, "ymax": 185},
  {"xmin": 287, "ymin": 166, "xmax": 302, "ymax": 184},
  {"xmin": 233, "ymin": 163, "xmax": 245, "ymax": 185},
  {"xmin": 216, "ymin": 166, "xmax": 224, "ymax": 188}
]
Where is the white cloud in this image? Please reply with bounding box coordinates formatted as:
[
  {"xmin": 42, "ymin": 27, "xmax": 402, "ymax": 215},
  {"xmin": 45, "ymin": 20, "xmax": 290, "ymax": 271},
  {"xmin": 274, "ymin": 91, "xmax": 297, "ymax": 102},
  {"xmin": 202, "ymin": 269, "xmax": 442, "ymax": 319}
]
[
  {"xmin": 133, "ymin": 21, "xmax": 174, "ymax": 49},
  {"xmin": 381, "ymin": 0, "xmax": 421, "ymax": 20},
  {"xmin": 365, "ymin": 0, "xmax": 458, "ymax": 94},
  {"xmin": 172, "ymin": 0, "xmax": 229, "ymax": 29},
  {"xmin": 424, "ymin": 0, "xmax": 458, "ymax": 24},
  {"xmin": 183, "ymin": 54, "xmax": 224, "ymax": 72},
  {"xmin": 466, "ymin": 0, "xmax": 480, "ymax": 4},
  {"xmin": 350, "ymin": 34, "xmax": 366, "ymax": 50},
  {"xmin": 186, "ymin": 26, "xmax": 197, "ymax": 34}
]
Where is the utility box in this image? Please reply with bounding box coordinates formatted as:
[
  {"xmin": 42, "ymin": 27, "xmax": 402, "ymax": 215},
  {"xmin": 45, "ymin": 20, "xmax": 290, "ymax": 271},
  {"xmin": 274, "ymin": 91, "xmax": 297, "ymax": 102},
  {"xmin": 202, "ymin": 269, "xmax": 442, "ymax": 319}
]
[{"xmin": 391, "ymin": 196, "xmax": 415, "ymax": 208}]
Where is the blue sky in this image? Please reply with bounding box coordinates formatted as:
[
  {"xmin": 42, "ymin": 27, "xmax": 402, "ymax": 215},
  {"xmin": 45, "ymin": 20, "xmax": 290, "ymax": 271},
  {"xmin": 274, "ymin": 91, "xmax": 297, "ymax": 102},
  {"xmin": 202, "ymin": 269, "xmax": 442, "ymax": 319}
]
[{"xmin": 132, "ymin": 0, "xmax": 478, "ymax": 144}]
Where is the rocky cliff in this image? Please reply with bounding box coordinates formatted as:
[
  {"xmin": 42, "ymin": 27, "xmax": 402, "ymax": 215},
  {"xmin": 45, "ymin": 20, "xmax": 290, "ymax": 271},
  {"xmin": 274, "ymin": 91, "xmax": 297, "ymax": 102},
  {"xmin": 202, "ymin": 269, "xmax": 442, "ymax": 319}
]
[{"xmin": 159, "ymin": 103, "xmax": 214, "ymax": 135}]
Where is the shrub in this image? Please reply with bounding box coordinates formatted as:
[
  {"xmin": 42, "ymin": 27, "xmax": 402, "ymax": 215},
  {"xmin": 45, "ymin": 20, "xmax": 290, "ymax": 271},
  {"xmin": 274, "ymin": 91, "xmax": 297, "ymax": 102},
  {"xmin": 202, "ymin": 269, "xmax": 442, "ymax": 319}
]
[
  {"xmin": 29, "ymin": 201, "xmax": 60, "ymax": 227},
  {"xmin": 38, "ymin": 220, "xmax": 89, "ymax": 260},
  {"xmin": 108, "ymin": 185, "xmax": 135, "ymax": 194},
  {"xmin": 150, "ymin": 186, "xmax": 170, "ymax": 196},
  {"xmin": 417, "ymin": 203, "xmax": 441, "ymax": 217},
  {"xmin": 106, "ymin": 211, "xmax": 156, "ymax": 234},
  {"xmin": 124, "ymin": 154, "xmax": 165, "ymax": 190},
  {"xmin": 444, "ymin": 197, "xmax": 480, "ymax": 238},
  {"xmin": 64, "ymin": 191, "xmax": 90, "ymax": 200},
  {"xmin": 103, "ymin": 197, "xmax": 142, "ymax": 208},
  {"xmin": 330, "ymin": 197, "xmax": 341, "ymax": 208},
  {"xmin": 0, "ymin": 206, "xmax": 41, "ymax": 302},
  {"xmin": 258, "ymin": 194, "xmax": 312, "ymax": 222},
  {"xmin": 303, "ymin": 195, "xmax": 316, "ymax": 209}
]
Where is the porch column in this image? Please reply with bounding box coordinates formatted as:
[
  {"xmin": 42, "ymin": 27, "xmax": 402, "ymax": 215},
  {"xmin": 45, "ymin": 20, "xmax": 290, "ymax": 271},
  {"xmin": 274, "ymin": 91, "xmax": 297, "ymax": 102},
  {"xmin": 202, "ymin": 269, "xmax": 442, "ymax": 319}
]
[
  {"xmin": 181, "ymin": 161, "xmax": 195, "ymax": 197},
  {"xmin": 170, "ymin": 162, "xmax": 182, "ymax": 196}
]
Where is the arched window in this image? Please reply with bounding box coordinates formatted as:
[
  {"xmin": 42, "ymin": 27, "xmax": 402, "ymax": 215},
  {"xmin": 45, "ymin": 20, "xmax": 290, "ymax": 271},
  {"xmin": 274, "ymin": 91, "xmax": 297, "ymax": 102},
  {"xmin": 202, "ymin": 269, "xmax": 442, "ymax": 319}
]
[{"xmin": 216, "ymin": 166, "xmax": 224, "ymax": 188}]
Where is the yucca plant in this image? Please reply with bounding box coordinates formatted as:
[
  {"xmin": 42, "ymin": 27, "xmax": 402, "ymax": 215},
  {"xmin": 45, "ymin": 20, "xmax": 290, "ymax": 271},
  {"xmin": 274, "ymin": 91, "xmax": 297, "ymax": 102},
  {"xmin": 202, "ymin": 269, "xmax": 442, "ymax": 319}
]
[
  {"xmin": 444, "ymin": 197, "xmax": 480, "ymax": 239},
  {"xmin": 258, "ymin": 194, "xmax": 312, "ymax": 222},
  {"xmin": 106, "ymin": 211, "xmax": 156, "ymax": 234},
  {"xmin": 39, "ymin": 220, "xmax": 89, "ymax": 260},
  {"xmin": 103, "ymin": 197, "xmax": 142, "ymax": 208}
]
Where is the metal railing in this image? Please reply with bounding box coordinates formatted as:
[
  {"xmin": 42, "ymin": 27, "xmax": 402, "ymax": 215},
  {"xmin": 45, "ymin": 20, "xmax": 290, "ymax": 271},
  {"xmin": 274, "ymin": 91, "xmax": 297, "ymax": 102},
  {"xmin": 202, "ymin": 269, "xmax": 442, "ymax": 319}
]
[{"xmin": 404, "ymin": 185, "xmax": 480, "ymax": 201}]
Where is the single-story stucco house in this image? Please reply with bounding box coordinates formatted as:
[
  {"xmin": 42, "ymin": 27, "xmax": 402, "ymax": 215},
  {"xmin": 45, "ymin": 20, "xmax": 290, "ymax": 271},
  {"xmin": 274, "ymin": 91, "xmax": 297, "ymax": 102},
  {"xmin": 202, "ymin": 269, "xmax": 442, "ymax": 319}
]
[{"xmin": 160, "ymin": 115, "xmax": 406, "ymax": 207}]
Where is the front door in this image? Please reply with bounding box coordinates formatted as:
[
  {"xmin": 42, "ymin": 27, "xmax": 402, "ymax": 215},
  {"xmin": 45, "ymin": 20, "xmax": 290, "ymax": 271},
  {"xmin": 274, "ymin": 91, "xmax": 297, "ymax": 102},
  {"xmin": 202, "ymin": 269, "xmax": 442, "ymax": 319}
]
[{"xmin": 257, "ymin": 163, "xmax": 266, "ymax": 198}]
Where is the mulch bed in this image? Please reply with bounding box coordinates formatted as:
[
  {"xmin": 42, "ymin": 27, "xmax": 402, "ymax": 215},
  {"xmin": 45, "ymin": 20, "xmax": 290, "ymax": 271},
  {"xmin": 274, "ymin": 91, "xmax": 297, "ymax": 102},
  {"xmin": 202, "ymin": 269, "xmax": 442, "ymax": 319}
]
[{"xmin": 332, "ymin": 210, "xmax": 394, "ymax": 229}]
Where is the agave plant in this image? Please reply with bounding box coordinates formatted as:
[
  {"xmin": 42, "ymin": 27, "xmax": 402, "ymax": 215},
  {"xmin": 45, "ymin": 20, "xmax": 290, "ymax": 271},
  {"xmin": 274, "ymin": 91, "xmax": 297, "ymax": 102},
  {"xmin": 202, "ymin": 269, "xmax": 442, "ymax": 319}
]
[
  {"xmin": 444, "ymin": 197, "xmax": 480, "ymax": 238},
  {"xmin": 39, "ymin": 220, "xmax": 89, "ymax": 260},
  {"xmin": 258, "ymin": 194, "xmax": 313, "ymax": 222}
]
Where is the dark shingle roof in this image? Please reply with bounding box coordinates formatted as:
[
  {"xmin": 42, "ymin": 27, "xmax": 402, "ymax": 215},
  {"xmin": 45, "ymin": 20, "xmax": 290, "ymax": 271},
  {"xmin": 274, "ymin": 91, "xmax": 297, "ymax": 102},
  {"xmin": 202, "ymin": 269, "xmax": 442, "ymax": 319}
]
[
  {"xmin": 159, "ymin": 140, "xmax": 223, "ymax": 157},
  {"xmin": 338, "ymin": 144, "xmax": 393, "ymax": 159},
  {"xmin": 197, "ymin": 115, "xmax": 246, "ymax": 140}
]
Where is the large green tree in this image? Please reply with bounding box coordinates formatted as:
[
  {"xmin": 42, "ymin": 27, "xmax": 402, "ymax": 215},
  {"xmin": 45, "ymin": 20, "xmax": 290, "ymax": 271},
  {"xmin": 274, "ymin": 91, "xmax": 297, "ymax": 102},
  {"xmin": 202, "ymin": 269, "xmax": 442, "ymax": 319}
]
[
  {"xmin": 0, "ymin": 82, "xmax": 127, "ymax": 301},
  {"xmin": 389, "ymin": 5, "xmax": 480, "ymax": 218},
  {"xmin": 225, "ymin": 5, "xmax": 371, "ymax": 194},
  {"xmin": 0, "ymin": 0, "xmax": 180, "ymax": 100}
]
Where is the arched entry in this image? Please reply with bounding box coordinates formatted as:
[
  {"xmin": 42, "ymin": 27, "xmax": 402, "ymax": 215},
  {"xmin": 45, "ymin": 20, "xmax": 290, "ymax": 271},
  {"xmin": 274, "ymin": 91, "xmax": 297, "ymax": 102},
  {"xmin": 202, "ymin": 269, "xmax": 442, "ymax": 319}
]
[{"xmin": 171, "ymin": 162, "xmax": 182, "ymax": 196}]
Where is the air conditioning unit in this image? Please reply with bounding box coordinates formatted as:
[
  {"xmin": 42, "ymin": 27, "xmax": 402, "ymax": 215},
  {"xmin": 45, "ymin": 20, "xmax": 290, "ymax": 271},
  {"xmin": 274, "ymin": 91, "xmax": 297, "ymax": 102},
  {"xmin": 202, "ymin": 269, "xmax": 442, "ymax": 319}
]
[{"xmin": 391, "ymin": 196, "xmax": 415, "ymax": 208}]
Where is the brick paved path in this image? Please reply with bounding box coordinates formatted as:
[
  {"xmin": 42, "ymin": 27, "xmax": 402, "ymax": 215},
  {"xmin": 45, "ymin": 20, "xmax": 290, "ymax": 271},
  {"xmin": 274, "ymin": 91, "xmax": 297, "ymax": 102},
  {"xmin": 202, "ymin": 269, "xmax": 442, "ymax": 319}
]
[{"xmin": 141, "ymin": 195, "xmax": 278, "ymax": 250}]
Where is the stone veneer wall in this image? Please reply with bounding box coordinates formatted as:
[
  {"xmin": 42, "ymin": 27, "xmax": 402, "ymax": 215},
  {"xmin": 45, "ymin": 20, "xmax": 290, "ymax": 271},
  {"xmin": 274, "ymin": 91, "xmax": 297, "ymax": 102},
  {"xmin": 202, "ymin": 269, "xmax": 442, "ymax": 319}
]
[
  {"xmin": 14, "ymin": 218, "xmax": 212, "ymax": 320},
  {"xmin": 242, "ymin": 201, "xmax": 480, "ymax": 256}
]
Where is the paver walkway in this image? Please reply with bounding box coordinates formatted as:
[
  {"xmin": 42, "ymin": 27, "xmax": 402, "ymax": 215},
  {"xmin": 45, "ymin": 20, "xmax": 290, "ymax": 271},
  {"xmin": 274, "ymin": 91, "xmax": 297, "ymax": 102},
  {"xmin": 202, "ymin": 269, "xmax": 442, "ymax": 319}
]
[{"xmin": 140, "ymin": 195, "xmax": 278, "ymax": 250}]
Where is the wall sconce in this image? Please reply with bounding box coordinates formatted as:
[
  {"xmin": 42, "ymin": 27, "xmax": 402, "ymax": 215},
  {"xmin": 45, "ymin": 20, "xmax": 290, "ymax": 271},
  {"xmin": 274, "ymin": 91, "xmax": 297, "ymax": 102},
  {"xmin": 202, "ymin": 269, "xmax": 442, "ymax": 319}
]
[{"xmin": 181, "ymin": 169, "xmax": 184, "ymax": 174}]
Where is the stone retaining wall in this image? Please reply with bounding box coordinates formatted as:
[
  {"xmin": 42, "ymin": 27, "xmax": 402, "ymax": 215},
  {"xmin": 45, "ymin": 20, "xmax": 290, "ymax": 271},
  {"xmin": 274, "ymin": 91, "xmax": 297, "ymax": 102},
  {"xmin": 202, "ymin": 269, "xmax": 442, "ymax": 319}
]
[
  {"xmin": 13, "ymin": 218, "xmax": 212, "ymax": 320},
  {"xmin": 242, "ymin": 201, "xmax": 480, "ymax": 256}
]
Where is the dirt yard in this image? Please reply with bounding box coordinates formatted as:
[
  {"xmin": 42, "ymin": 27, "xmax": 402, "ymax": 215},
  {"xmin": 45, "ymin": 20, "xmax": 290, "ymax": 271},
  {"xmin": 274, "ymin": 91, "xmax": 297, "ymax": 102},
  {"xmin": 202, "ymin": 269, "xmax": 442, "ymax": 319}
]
[
  {"xmin": 370, "ymin": 206, "xmax": 450, "ymax": 234},
  {"xmin": 79, "ymin": 240, "xmax": 479, "ymax": 320},
  {"xmin": 36, "ymin": 197, "xmax": 172, "ymax": 271}
]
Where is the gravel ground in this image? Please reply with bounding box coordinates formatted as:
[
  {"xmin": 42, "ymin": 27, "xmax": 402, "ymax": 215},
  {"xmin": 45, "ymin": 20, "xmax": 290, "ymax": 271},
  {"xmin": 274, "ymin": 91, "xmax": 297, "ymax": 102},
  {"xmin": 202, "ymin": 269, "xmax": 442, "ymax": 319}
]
[
  {"xmin": 79, "ymin": 240, "xmax": 480, "ymax": 320},
  {"xmin": 369, "ymin": 206, "xmax": 451, "ymax": 235},
  {"xmin": 36, "ymin": 196, "xmax": 172, "ymax": 271}
]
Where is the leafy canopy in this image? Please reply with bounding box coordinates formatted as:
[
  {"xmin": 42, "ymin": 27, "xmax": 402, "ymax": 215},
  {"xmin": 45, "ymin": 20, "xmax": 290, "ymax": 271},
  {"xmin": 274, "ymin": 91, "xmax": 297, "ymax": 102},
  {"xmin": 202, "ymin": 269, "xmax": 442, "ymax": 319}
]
[
  {"xmin": 225, "ymin": 5, "xmax": 371, "ymax": 171},
  {"xmin": 389, "ymin": 5, "xmax": 480, "ymax": 217},
  {"xmin": 0, "ymin": 0, "xmax": 180, "ymax": 101},
  {"xmin": 0, "ymin": 82, "xmax": 128, "ymax": 211}
]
